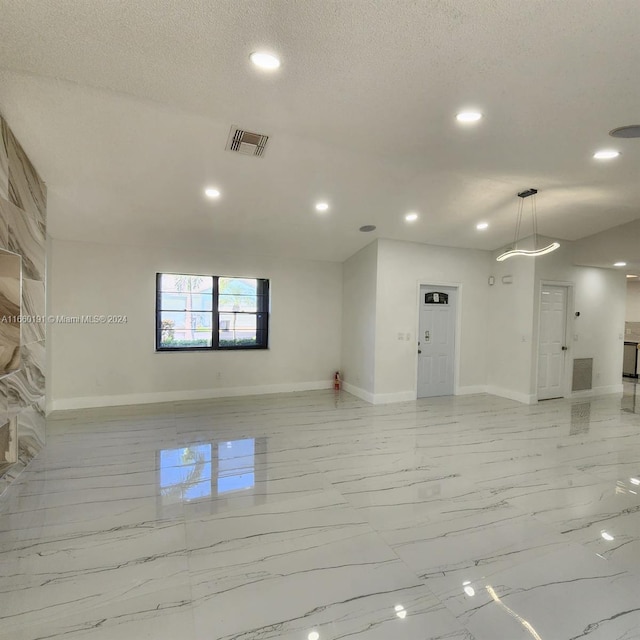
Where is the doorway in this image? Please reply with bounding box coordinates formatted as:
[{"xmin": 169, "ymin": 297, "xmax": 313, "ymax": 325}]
[
  {"xmin": 417, "ymin": 285, "xmax": 457, "ymax": 398},
  {"xmin": 537, "ymin": 284, "xmax": 569, "ymax": 400}
]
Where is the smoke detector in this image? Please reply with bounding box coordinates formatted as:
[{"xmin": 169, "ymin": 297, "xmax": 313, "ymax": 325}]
[{"xmin": 226, "ymin": 127, "xmax": 269, "ymax": 157}]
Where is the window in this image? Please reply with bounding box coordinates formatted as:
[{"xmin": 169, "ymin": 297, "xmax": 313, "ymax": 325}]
[{"xmin": 156, "ymin": 273, "xmax": 269, "ymax": 351}]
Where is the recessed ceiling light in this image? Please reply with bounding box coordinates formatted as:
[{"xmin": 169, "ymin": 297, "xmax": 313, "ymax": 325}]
[
  {"xmin": 610, "ymin": 125, "xmax": 640, "ymax": 139},
  {"xmin": 456, "ymin": 111, "xmax": 482, "ymax": 123},
  {"xmin": 593, "ymin": 149, "xmax": 620, "ymax": 160},
  {"xmin": 614, "ymin": 262, "xmax": 627, "ymax": 267},
  {"xmin": 204, "ymin": 187, "xmax": 221, "ymax": 199},
  {"xmin": 250, "ymin": 51, "xmax": 281, "ymax": 70},
  {"xmin": 476, "ymin": 222, "xmax": 489, "ymax": 230},
  {"xmin": 315, "ymin": 202, "xmax": 329, "ymax": 212},
  {"xmin": 405, "ymin": 212, "xmax": 418, "ymax": 222}
]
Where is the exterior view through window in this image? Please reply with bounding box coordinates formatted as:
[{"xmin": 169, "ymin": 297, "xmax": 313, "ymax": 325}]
[{"xmin": 156, "ymin": 273, "xmax": 269, "ymax": 350}]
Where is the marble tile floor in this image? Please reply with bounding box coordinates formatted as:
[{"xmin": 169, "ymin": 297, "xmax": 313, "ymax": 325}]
[{"xmin": 1, "ymin": 384, "xmax": 640, "ymax": 639}]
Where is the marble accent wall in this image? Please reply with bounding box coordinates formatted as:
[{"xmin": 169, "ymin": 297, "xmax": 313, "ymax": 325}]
[{"xmin": 0, "ymin": 115, "xmax": 46, "ymax": 494}]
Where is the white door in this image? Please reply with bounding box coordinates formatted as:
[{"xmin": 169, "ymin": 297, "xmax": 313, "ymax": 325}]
[
  {"xmin": 538, "ymin": 285, "xmax": 568, "ymax": 400},
  {"xmin": 418, "ymin": 286, "xmax": 456, "ymax": 398}
]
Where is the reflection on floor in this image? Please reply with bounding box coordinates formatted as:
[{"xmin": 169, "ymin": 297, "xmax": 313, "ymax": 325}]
[{"xmin": 1, "ymin": 387, "xmax": 640, "ymax": 639}]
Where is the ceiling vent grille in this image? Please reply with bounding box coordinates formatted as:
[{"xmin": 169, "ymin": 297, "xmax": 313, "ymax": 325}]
[{"xmin": 226, "ymin": 127, "xmax": 269, "ymax": 157}]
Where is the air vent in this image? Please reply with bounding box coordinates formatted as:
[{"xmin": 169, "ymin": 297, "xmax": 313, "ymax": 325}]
[
  {"xmin": 226, "ymin": 127, "xmax": 269, "ymax": 157},
  {"xmin": 572, "ymin": 358, "xmax": 593, "ymax": 392}
]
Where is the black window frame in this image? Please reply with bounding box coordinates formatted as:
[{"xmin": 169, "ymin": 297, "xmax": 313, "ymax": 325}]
[{"xmin": 156, "ymin": 273, "xmax": 269, "ymax": 352}]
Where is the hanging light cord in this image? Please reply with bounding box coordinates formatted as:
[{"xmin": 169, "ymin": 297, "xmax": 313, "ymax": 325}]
[
  {"xmin": 512, "ymin": 197, "xmax": 524, "ymax": 250},
  {"xmin": 531, "ymin": 194, "xmax": 539, "ymax": 250}
]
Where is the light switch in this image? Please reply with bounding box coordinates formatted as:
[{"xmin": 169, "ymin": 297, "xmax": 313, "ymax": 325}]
[{"xmin": 397, "ymin": 332, "xmax": 404, "ymax": 341}]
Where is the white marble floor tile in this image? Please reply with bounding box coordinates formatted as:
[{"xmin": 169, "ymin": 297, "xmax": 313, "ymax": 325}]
[
  {"xmin": 1, "ymin": 389, "xmax": 640, "ymax": 639},
  {"xmin": 0, "ymin": 585, "xmax": 195, "ymax": 640},
  {"xmin": 437, "ymin": 546, "xmax": 640, "ymax": 640}
]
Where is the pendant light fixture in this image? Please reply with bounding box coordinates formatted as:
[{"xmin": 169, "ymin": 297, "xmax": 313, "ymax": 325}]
[{"xmin": 496, "ymin": 189, "xmax": 560, "ymax": 262}]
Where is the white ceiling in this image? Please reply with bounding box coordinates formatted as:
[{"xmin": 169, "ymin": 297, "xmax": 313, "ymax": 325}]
[{"xmin": 0, "ymin": 0, "xmax": 639, "ymax": 262}]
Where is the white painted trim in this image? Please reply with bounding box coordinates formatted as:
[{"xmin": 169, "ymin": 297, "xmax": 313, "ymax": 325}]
[
  {"xmin": 456, "ymin": 385, "xmax": 488, "ymax": 396},
  {"xmin": 570, "ymin": 384, "xmax": 623, "ymax": 399},
  {"xmin": 51, "ymin": 380, "xmax": 333, "ymax": 412},
  {"xmin": 348, "ymin": 384, "xmax": 485, "ymax": 405},
  {"xmin": 373, "ymin": 390, "xmax": 416, "ymax": 405},
  {"xmin": 486, "ymin": 385, "xmax": 536, "ymax": 405},
  {"xmin": 342, "ymin": 382, "xmax": 376, "ymax": 404}
]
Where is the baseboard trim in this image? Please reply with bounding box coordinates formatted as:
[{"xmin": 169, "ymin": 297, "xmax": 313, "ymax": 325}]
[
  {"xmin": 456, "ymin": 385, "xmax": 488, "ymax": 396},
  {"xmin": 51, "ymin": 380, "xmax": 333, "ymax": 412},
  {"xmin": 345, "ymin": 383, "xmax": 490, "ymax": 405},
  {"xmin": 373, "ymin": 390, "xmax": 416, "ymax": 405},
  {"xmin": 486, "ymin": 385, "xmax": 536, "ymax": 405},
  {"xmin": 570, "ymin": 384, "xmax": 624, "ymax": 399},
  {"xmin": 342, "ymin": 382, "xmax": 375, "ymax": 404}
]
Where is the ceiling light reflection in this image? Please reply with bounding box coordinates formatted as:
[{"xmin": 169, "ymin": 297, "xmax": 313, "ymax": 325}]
[
  {"xmin": 308, "ymin": 632, "xmax": 320, "ymax": 640},
  {"xmin": 394, "ymin": 604, "xmax": 407, "ymax": 619},
  {"xmin": 486, "ymin": 585, "xmax": 543, "ymax": 640},
  {"xmin": 601, "ymin": 531, "xmax": 614, "ymax": 541}
]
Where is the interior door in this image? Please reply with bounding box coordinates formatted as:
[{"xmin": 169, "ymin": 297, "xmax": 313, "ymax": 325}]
[
  {"xmin": 538, "ymin": 285, "xmax": 568, "ymax": 400},
  {"xmin": 418, "ymin": 286, "xmax": 456, "ymax": 398}
]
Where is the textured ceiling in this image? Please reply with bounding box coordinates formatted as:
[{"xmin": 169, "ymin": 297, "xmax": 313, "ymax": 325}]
[{"xmin": 0, "ymin": 0, "xmax": 639, "ymax": 261}]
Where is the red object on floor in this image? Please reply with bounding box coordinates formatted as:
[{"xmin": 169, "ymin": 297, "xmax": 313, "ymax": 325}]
[{"xmin": 333, "ymin": 371, "xmax": 341, "ymax": 391}]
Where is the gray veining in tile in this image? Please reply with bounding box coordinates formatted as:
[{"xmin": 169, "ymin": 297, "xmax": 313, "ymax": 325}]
[
  {"xmin": 0, "ymin": 119, "xmax": 8, "ymax": 202},
  {"xmin": 6, "ymin": 340, "xmax": 45, "ymax": 414},
  {"xmin": 7, "ymin": 206, "xmax": 44, "ymax": 281},
  {"xmin": 0, "ymin": 119, "xmax": 46, "ymax": 495},
  {"xmin": 1, "ymin": 385, "xmax": 640, "ymax": 639},
  {"xmin": 21, "ymin": 278, "xmax": 45, "ymax": 344},
  {"xmin": 5, "ymin": 122, "xmax": 46, "ymax": 228}
]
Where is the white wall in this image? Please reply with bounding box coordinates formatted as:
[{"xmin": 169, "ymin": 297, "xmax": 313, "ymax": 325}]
[
  {"xmin": 486, "ymin": 246, "xmax": 536, "ymax": 403},
  {"xmin": 533, "ymin": 240, "xmax": 626, "ymax": 397},
  {"xmin": 341, "ymin": 241, "xmax": 378, "ymax": 401},
  {"xmin": 626, "ymin": 281, "xmax": 640, "ymax": 321},
  {"xmin": 49, "ymin": 238, "xmax": 343, "ymax": 410},
  {"xmin": 373, "ymin": 239, "xmax": 490, "ymax": 401}
]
